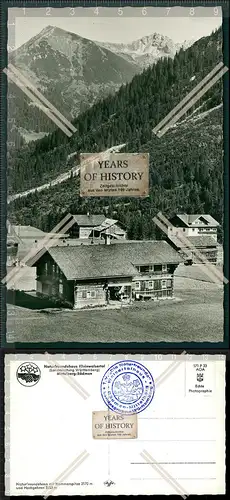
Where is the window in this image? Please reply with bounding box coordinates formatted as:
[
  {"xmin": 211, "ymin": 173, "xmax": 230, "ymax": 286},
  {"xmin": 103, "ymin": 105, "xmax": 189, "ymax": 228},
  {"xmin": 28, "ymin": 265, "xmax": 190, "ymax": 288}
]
[
  {"xmin": 52, "ymin": 263, "xmax": 56, "ymax": 273},
  {"xmin": 162, "ymin": 264, "xmax": 167, "ymax": 272},
  {"xmin": 183, "ymin": 228, "xmax": 186, "ymax": 232},
  {"xmin": 59, "ymin": 283, "xmax": 64, "ymax": 295},
  {"xmin": 162, "ymin": 280, "xmax": 167, "ymax": 289},
  {"xmin": 154, "ymin": 265, "xmax": 162, "ymax": 272},
  {"xmin": 135, "ymin": 281, "xmax": 140, "ymax": 290},
  {"xmin": 44, "ymin": 262, "xmax": 48, "ymax": 274},
  {"xmin": 139, "ymin": 265, "xmax": 150, "ymax": 273},
  {"xmin": 192, "ymin": 228, "xmax": 195, "ymax": 231},
  {"xmin": 148, "ymin": 281, "xmax": 153, "ymax": 289},
  {"xmin": 82, "ymin": 290, "xmax": 87, "ymax": 299},
  {"xmin": 91, "ymin": 290, "xmax": 96, "ymax": 298},
  {"xmin": 87, "ymin": 291, "xmax": 91, "ymax": 299},
  {"xmin": 167, "ymin": 280, "xmax": 172, "ymax": 288}
]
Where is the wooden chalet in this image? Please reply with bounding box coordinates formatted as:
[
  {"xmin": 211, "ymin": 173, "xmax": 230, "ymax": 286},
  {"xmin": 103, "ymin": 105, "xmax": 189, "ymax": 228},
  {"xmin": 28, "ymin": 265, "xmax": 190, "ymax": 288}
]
[
  {"xmin": 34, "ymin": 240, "xmax": 183, "ymax": 309},
  {"xmin": 68, "ymin": 214, "xmax": 127, "ymax": 241},
  {"xmin": 168, "ymin": 214, "xmax": 219, "ymax": 240}
]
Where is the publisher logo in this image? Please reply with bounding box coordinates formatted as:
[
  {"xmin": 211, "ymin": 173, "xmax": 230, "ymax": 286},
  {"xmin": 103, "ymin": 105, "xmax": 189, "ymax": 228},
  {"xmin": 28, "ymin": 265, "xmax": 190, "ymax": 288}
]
[
  {"xmin": 16, "ymin": 362, "xmax": 41, "ymax": 387},
  {"xmin": 185, "ymin": 361, "xmax": 215, "ymax": 396}
]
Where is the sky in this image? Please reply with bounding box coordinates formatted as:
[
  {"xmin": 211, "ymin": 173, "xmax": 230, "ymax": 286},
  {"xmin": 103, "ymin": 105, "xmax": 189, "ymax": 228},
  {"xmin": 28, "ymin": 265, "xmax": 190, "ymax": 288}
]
[{"xmin": 9, "ymin": 6, "xmax": 222, "ymax": 49}]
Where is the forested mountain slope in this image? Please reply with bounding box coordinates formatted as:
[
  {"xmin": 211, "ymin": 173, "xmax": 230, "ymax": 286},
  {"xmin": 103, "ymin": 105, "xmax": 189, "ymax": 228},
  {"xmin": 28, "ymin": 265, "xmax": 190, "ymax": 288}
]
[{"xmin": 8, "ymin": 28, "xmax": 224, "ymax": 241}]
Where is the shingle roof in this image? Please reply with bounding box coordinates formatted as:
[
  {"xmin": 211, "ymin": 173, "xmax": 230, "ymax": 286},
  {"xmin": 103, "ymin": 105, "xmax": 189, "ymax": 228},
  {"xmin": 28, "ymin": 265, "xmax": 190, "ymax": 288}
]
[
  {"xmin": 170, "ymin": 235, "xmax": 217, "ymax": 249},
  {"xmin": 55, "ymin": 238, "xmax": 106, "ymax": 246},
  {"xmin": 47, "ymin": 240, "xmax": 182, "ymax": 280},
  {"xmin": 72, "ymin": 214, "xmax": 106, "ymax": 227},
  {"xmin": 187, "ymin": 236, "xmax": 218, "ymax": 247},
  {"xmin": 175, "ymin": 214, "xmax": 219, "ymax": 227},
  {"xmin": 94, "ymin": 218, "xmax": 118, "ymax": 232}
]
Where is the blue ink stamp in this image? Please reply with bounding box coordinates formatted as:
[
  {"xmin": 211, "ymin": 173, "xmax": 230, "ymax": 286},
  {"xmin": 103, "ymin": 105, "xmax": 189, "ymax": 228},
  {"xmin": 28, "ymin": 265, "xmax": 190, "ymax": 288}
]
[{"xmin": 100, "ymin": 360, "xmax": 155, "ymax": 414}]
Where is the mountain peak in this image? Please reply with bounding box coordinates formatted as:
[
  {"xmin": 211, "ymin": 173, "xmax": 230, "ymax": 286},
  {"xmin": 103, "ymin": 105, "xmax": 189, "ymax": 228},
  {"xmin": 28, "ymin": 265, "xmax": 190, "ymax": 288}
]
[
  {"xmin": 40, "ymin": 25, "xmax": 54, "ymax": 33},
  {"xmin": 38, "ymin": 25, "xmax": 75, "ymax": 38},
  {"xmin": 138, "ymin": 32, "xmax": 172, "ymax": 43}
]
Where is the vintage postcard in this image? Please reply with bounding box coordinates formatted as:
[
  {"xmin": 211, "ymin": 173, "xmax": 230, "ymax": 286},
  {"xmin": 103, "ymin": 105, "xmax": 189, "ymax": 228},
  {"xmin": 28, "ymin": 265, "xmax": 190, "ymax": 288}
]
[
  {"xmin": 2, "ymin": 3, "xmax": 228, "ymax": 344},
  {"xmin": 4, "ymin": 353, "xmax": 225, "ymax": 495}
]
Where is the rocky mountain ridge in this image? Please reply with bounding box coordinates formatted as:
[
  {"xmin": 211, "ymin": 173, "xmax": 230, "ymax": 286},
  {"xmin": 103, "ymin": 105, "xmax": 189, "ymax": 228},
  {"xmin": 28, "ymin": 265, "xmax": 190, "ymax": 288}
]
[
  {"xmin": 8, "ymin": 27, "xmax": 193, "ymax": 144},
  {"xmin": 97, "ymin": 32, "xmax": 195, "ymax": 68}
]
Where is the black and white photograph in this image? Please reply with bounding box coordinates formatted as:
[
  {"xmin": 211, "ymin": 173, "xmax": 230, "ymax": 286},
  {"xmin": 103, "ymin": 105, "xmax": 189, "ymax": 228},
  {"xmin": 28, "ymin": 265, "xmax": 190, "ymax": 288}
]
[{"xmin": 5, "ymin": 4, "xmax": 227, "ymax": 344}]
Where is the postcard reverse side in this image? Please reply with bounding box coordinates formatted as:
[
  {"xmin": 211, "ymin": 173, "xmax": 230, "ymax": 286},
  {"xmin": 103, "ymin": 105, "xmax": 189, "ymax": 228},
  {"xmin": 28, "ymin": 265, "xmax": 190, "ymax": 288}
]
[{"xmin": 5, "ymin": 353, "xmax": 225, "ymax": 495}]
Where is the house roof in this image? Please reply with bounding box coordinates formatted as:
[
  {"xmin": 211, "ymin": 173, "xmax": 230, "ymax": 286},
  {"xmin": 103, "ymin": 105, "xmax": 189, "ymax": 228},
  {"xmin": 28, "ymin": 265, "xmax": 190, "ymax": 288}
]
[
  {"xmin": 170, "ymin": 235, "xmax": 217, "ymax": 249},
  {"xmin": 54, "ymin": 238, "xmax": 106, "ymax": 246},
  {"xmin": 47, "ymin": 240, "xmax": 182, "ymax": 280},
  {"xmin": 173, "ymin": 214, "xmax": 219, "ymax": 227},
  {"xmin": 93, "ymin": 218, "xmax": 119, "ymax": 232},
  {"xmin": 72, "ymin": 214, "xmax": 107, "ymax": 227}
]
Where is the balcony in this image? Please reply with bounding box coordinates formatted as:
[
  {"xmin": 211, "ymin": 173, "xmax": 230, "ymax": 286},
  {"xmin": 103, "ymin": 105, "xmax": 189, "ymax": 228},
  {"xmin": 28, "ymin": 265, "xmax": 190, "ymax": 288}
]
[{"xmin": 137, "ymin": 266, "xmax": 171, "ymax": 276}]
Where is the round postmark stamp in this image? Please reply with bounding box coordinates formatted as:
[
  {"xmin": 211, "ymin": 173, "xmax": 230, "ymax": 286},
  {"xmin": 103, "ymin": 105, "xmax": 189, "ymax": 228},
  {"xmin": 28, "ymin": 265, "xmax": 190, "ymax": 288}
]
[
  {"xmin": 16, "ymin": 362, "xmax": 41, "ymax": 387},
  {"xmin": 100, "ymin": 360, "xmax": 155, "ymax": 414}
]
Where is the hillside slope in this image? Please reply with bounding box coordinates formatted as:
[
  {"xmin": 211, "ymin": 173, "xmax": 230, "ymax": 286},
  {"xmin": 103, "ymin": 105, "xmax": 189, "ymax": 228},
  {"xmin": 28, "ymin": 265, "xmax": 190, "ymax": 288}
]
[
  {"xmin": 8, "ymin": 25, "xmax": 140, "ymax": 142},
  {"xmin": 8, "ymin": 28, "xmax": 224, "ymax": 240}
]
